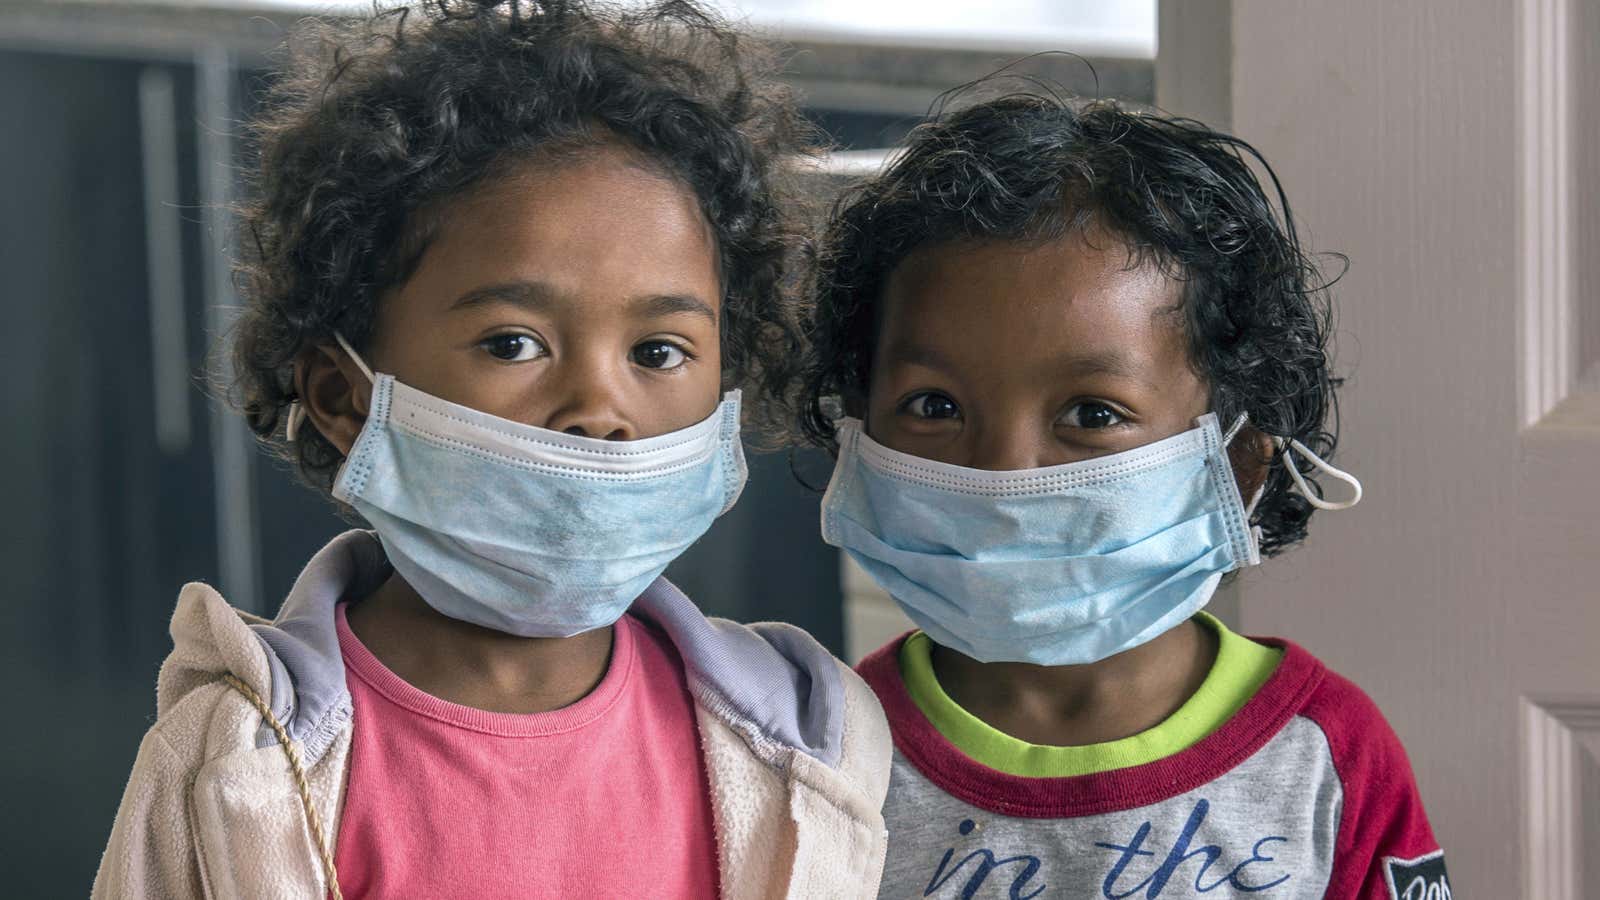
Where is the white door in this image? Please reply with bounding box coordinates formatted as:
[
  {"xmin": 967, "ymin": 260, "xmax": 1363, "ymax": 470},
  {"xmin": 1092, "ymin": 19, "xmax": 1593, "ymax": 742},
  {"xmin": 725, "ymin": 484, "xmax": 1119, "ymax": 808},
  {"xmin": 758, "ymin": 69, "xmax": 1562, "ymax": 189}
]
[{"xmin": 1218, "ymin": 1, "xmax": 1600, "ymax": 896}]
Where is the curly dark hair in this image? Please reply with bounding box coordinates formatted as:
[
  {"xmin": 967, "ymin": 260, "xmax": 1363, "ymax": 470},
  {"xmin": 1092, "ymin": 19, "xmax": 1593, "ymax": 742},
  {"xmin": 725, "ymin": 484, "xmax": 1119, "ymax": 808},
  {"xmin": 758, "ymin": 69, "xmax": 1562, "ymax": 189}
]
[
  {"xmin": 796, "ymin": 93, "xmax": 1342, "ymax": 556},
  {"xmin": 232, "ymin": 0, "xmax": 812, "ymax": 492}
]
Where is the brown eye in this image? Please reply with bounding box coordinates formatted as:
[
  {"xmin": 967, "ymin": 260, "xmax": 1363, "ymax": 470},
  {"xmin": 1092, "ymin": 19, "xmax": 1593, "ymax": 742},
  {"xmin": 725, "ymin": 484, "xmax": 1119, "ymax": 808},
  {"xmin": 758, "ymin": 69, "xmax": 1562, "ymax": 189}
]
[
  {"xmin": 481, "ymin": 333, "xmax": 545, "ymax": 362},
  {"xmin": 902, "ymin": 392, "xmax": 961, "ymax": 420},
  {"xmin": 1062, "ymin": 401, "xmax": 1125, "ymax": 429},
  {"xmin": 632, "ymin": 340, "xmax": 688, "ymax": 370}
]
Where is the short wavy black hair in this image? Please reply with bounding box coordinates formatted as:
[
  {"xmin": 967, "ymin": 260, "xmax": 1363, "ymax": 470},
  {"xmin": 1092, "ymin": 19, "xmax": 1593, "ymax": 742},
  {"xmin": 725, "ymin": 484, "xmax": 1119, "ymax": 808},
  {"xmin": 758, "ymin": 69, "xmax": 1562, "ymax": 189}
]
[
  {"xmin": 233, "ymin": 0, "xmax": 811, "ymax": 492},
  {"xmin": 797, "ymin": 93, "xmax": 1342, "ymax": 556}
]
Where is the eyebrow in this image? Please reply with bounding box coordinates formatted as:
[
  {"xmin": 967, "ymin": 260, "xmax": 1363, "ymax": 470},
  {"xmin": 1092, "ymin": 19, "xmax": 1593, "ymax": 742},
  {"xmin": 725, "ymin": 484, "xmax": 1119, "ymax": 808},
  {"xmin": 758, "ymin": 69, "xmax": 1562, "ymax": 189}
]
[
  {"xmin": 628, "ymin": 292, "xmax": 718, "ymax": 324},
  {"xmin": 449, "ymin": 281, "xmax": 717, "ymax": 323},
  {"xmin": 1058, "ymin": 351, "xmax": 1146, "ymax": 381},
  {"xmin": 881, "ymin": 340, "xmax": 962, "ymax": 375},
  {"xmin": 449, "ymin": 281, "xmax": 560, "ymax": 313},
  {"xmin": 885, "ymin": 340, "xmax": 1144, "ymax": 379}
]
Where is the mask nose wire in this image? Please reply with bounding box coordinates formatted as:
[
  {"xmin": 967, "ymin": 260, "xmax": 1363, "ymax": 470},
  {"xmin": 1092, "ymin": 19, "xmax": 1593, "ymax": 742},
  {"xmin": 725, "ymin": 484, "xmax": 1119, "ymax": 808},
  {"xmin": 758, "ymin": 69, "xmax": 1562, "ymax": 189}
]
[{"xmin": 285, "ymin": 331, "xmax": 376, "ymax": 443}]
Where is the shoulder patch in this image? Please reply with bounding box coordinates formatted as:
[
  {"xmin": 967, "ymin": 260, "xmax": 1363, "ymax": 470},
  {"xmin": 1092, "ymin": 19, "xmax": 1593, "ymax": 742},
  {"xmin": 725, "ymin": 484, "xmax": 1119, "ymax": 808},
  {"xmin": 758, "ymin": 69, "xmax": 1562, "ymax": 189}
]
[{"xmin": 1384, "ymin": 850, "xmax": 1451, "ymax": 900}]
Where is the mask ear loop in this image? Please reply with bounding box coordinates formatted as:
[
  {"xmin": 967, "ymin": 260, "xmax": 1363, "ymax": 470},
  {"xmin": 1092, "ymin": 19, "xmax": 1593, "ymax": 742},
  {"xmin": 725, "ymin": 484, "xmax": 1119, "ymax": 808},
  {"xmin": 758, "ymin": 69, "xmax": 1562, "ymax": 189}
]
[
  {"xmin": 1275, "ymin": 436, "xmax": 1363, "ymax": 511},
  {"xmin": 1222, "ymin": 411, "xmax": 1249, "ymax": 446},
  {"xmin": 285, "ymin": 401, "xmax": 307, "ymax": 443},
  {"xmin": 1244, "ymin": 482, "xmax": 1268, "ymax": 517},
  {"xmin": 1219, "ymin": 412, "xmax": 1269, "ymax": 549},
  {"xmin": 285, "ymin": 332, "xmax": 376, "ymax": 443}
]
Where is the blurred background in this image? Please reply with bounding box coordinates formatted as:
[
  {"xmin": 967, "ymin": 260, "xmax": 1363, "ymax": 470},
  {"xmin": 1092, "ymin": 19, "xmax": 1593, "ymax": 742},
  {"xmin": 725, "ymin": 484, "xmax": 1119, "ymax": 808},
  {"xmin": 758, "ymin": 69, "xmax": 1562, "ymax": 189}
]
[{"xmin": 1, "ymin": 0, "xmax": 1595, "ymax": 897}]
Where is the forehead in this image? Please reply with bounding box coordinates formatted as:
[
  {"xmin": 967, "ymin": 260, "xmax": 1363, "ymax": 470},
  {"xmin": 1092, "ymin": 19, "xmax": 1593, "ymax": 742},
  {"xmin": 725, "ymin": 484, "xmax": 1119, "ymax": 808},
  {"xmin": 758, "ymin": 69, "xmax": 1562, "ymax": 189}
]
[
  {"xmin": 395, "ymin": 145, "xmax": 721, "ymax": 314},
  {"xmin": 877, "ymin": 230, "xmax": 1188, "ymax": 381}
]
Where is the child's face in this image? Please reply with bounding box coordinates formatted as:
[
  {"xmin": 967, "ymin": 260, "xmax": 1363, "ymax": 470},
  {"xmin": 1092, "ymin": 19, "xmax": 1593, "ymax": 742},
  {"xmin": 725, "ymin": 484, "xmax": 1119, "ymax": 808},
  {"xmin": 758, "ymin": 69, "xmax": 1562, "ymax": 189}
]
[
  {"xmin": 864, "ymin": 229, "xmax": 1211, "ymax": 469},
  {"xmin": 310, "ymin": 144, "xmax": 723, "ymax": 451}
]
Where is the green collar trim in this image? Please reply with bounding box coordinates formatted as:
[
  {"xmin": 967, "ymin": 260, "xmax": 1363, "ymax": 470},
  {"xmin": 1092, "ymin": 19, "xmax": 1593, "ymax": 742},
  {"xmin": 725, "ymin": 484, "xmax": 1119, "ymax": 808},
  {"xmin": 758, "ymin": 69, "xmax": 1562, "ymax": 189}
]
[{"xmin": 898, "ymin": 612, "xmax": 1282, "ymax": 778}]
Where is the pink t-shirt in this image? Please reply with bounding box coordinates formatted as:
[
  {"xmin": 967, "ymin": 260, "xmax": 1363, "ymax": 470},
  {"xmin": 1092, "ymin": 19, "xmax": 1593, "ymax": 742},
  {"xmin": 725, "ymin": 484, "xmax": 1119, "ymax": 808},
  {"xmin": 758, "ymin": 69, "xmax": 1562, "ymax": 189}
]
[{"xmin": 331, "ymin": 607, "xmax": 719, "ymax": 898}]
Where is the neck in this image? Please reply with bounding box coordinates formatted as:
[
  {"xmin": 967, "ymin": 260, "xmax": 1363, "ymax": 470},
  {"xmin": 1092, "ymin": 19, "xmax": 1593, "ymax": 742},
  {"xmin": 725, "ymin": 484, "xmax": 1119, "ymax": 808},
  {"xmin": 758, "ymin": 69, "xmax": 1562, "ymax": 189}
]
[
  {"xmin": 931, "ymin": 617, "xmax": 1216, "ymax": 747},
  {"xmin": 345, "ymin": 572, "xmax": 616, "ymax": 714}
]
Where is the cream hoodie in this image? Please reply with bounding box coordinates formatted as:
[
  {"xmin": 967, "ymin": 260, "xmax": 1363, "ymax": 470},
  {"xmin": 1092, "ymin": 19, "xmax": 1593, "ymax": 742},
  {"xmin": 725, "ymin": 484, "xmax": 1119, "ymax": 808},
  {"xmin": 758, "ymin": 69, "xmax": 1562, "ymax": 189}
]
[{"xmin": 93, "ymin": 530, "xmax": 892, "ymax": 899}]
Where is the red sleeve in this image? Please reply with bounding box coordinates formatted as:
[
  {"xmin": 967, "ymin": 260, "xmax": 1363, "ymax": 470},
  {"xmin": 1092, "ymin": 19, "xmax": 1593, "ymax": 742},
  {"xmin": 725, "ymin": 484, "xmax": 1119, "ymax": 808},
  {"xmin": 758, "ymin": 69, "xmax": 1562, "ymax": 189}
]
[{"xmin": 1301, "ymin": 668, "xmax": 1450, "ymax": 900}]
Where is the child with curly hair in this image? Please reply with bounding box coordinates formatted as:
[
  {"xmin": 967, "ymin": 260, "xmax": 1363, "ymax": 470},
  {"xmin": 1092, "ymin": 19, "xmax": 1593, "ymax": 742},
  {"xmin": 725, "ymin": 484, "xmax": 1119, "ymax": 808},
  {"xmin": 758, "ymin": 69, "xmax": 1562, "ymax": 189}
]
[
  {"xmin": 798, "ymin": 93, "xmax": 1445, "ymax": 899},
  {"xmin": 94, "ymin": 2, "xmax": 890, "ymax": 897}
]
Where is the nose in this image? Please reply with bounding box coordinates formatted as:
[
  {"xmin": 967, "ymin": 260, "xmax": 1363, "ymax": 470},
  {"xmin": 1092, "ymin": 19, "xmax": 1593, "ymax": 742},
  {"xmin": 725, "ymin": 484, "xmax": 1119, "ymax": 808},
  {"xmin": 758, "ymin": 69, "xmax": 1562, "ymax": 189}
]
[
  {"xmin": 554, "ymin": 417, "xmax": 630, "ymax": 441},
  {"xmin": 965, "ymin": 421, "xmax": 1051, "ymax": 471},
  {"xmin": 541, "ymin": 369, "xmax": 634, "ymax": 441}
]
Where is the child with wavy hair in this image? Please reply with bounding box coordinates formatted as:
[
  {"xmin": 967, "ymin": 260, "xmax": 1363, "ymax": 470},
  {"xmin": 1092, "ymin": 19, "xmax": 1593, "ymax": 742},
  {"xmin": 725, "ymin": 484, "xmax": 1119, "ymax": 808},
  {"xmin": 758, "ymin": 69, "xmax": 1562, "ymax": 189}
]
[
  {"xmin": 94, "ymin": 2, "xmax": 890, "ymax": 897},
  {"xmin": 798, "ymin": 93, "xmax": 1445, "ymax": 899}
]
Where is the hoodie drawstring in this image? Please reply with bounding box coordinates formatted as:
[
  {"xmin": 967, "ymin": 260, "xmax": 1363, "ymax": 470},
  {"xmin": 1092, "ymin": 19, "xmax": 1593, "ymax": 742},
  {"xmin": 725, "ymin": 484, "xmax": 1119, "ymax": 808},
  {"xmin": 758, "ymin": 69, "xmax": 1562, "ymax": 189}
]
[{"xmin": 222, "ymin": 673, "xmax": 344, "ymax": 900}]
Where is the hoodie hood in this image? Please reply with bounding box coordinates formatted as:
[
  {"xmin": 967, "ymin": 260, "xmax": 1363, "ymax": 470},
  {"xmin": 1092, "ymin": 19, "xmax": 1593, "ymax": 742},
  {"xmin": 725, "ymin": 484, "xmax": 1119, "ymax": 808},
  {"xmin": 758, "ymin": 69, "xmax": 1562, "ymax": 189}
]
[{"xmin": 243, "ymin": 530, "xmax": 847, "ymax": 769}]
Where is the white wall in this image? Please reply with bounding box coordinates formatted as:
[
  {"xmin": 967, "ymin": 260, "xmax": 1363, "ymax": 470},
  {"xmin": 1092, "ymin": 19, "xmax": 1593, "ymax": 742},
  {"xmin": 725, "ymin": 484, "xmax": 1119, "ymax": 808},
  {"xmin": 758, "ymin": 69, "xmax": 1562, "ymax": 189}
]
[{"xmin": 1230, "ymin": 1, "xmax": 1600, "ymax": 896}]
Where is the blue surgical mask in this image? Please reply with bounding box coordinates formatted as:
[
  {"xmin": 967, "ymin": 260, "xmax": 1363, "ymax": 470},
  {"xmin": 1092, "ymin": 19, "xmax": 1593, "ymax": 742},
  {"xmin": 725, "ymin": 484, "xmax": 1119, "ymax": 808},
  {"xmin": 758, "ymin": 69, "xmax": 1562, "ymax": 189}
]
[
  {"xmin": 821, "ymin": 414, "xmax": 1261, "ymax": 666},
  {"xmin": 296, "ymin": 335, "xmax": 746, "ymax": 637}
]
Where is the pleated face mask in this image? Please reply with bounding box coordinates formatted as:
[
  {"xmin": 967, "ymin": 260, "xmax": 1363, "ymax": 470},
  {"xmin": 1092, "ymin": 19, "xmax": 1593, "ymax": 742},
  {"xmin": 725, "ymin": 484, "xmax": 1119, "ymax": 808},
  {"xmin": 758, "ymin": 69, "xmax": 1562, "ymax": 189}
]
[
  {"xmin": 293, "ymin": 334, "xmax": 747, "ymax": 638},
  {"xmin": 821, "ymin": 413, "xmax": 1262, "ymax": 666}
]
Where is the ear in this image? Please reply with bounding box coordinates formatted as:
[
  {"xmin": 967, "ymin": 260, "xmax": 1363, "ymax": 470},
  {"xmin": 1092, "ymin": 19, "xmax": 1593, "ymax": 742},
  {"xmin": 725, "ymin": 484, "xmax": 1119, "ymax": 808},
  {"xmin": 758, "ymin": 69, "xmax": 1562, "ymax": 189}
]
[
  {"xmin": 841, "ymin": 387, "xmax": 868, "ymax": 420},
  {"xmin": 294, "ymin": 344, "xmax": 372, "ymax": 456},
  {"xmin": 1227, "ymin": 425, "xmax": 1275, "ymax": 509}
]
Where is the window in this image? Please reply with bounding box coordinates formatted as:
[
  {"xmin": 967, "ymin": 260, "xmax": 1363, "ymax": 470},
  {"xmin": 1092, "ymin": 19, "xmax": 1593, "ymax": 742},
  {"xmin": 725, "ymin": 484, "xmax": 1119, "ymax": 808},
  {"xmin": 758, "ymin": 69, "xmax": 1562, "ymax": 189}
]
[{"xmin": 229, "ymin": 0, "xmax": 1156, "ymax": 57}]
